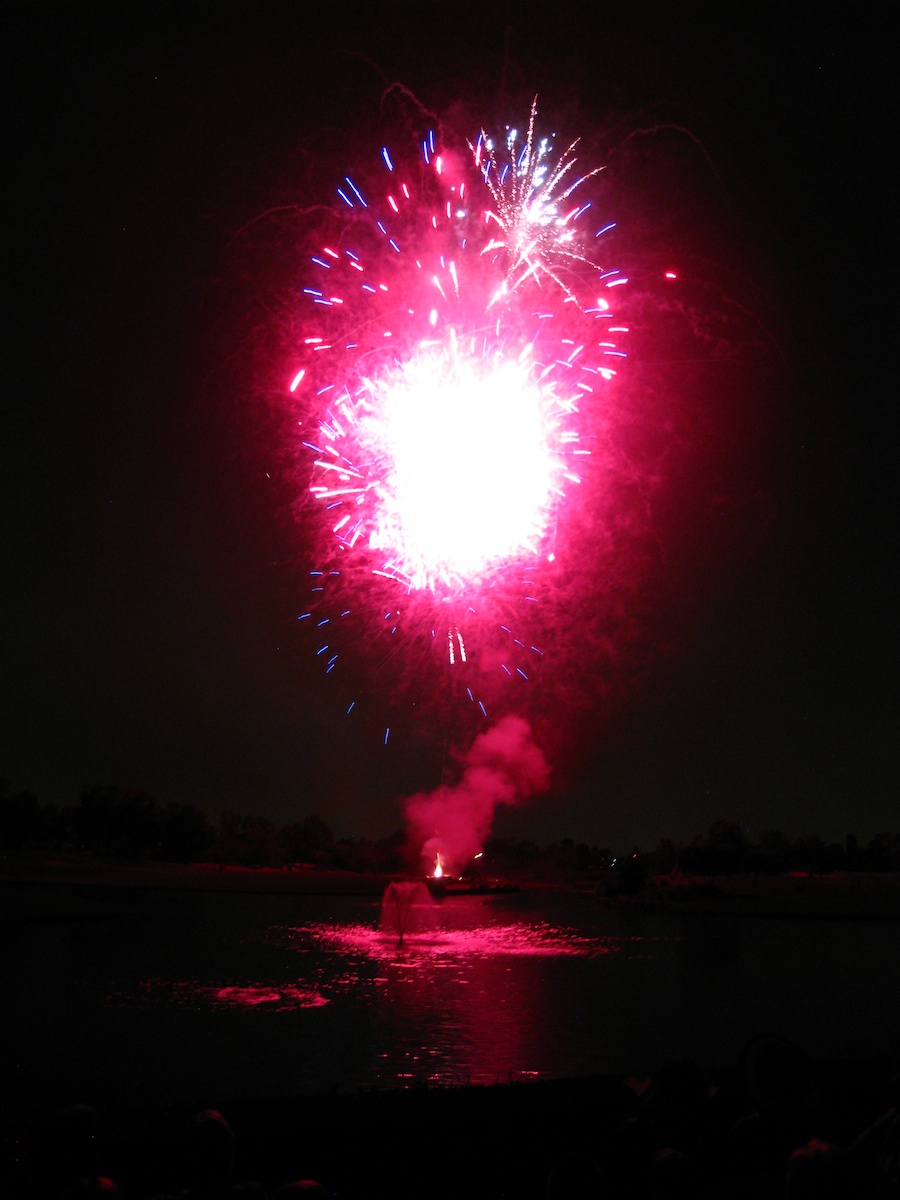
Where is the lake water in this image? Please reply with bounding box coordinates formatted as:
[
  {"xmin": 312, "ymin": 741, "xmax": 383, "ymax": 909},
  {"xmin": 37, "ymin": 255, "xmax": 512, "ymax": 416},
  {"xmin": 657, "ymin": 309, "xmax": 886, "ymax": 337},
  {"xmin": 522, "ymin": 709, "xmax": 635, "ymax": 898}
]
[{"xmin": 2, "ymin": 885, "xmax": 898, "ymax": 1111}]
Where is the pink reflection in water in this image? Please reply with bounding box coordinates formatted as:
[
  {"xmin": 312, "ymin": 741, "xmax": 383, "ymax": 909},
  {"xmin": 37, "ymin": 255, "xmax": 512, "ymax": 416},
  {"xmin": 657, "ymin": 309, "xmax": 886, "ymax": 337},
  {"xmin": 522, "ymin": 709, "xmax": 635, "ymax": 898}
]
[
  {"xmin": 213, "ymin": 984, "xmax": 329, "ymax": 1009},
  {"xmin": 107, "ymin": 979, "xmax": 329, "ymax": 1011},
  {"xmin": 102, "ymin": 903, "xmax": 661, "ymax": 1090},
  {"xmin": 274, "ymin": 910, "xmax": 653, "ymax": 1088},
  {"xmin": 298, "ymin": 920, "xmax": 631, "ymax": 961}
]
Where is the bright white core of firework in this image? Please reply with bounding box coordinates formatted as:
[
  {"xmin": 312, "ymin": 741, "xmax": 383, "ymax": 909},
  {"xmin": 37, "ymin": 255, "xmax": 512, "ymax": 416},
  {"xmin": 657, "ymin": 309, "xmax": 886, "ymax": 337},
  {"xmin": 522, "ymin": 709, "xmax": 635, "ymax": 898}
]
[{"xmin": 361, "ymin": 342, "xmax": 561, "ymax": 591}]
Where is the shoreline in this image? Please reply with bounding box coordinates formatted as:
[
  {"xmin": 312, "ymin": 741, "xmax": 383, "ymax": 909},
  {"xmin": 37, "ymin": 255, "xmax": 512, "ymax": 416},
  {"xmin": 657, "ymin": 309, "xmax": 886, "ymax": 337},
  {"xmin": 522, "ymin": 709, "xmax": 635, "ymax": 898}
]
[
  {"xmin": 600, "ymin": 870, "xmax": 900, "ymax": 921},
  {"xmin": 3, "ymin": 853, "xmax": 900, "ymax": 919},
  {"xmin": 0, "ymin": 853, "xmax": 398, "ymax": 897}
]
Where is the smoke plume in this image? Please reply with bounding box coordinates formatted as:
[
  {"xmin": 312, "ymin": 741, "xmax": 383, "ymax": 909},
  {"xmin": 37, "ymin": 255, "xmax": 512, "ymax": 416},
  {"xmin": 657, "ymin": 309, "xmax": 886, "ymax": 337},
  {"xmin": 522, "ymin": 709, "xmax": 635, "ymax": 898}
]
[{"xmin": 404, "ymin": 715, "xmax": 550, "ymax": 874}]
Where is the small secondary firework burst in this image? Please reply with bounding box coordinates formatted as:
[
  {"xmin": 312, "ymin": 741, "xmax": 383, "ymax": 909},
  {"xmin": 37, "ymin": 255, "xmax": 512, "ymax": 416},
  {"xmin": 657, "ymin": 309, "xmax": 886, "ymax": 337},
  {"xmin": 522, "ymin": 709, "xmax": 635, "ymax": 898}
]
[
  {"xmin": 289, "ymin": 100, "xmax": 627, "ymax": 732},
  {"xmin": 476, "ymin": 101, "xmax": 606, "ymax": 306}
]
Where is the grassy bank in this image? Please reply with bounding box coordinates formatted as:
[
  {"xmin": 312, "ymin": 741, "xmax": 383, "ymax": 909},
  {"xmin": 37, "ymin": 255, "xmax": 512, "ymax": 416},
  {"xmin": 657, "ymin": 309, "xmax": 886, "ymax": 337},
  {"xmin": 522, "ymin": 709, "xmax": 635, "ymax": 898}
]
[
  {"xmin": 602, "ymin": 869, "xmax": 900, "ymax": 920},
  {"xmin": 4, "ymin": 853, "xmax": 900, "ymax": 918},
  {"xmin": 0, "ymin": 851, "xmax": 398, "ymax": 901}
]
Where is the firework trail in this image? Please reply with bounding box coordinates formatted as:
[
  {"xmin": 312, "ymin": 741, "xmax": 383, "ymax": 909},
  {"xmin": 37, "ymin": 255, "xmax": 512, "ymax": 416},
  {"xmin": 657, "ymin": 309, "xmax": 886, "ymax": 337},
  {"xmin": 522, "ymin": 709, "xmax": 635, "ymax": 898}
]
[{"xmin": 289, "ymin": 99, "xmax": 627, "ymax": 739}]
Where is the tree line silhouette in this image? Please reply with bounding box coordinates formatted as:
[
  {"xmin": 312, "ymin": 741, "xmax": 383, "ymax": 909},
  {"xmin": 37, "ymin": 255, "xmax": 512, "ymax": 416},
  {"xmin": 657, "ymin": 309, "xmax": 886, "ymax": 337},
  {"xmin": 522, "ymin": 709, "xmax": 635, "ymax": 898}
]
[{"xmin": 1, "ymin": 779, "xmax": 898, "ymax": 878}]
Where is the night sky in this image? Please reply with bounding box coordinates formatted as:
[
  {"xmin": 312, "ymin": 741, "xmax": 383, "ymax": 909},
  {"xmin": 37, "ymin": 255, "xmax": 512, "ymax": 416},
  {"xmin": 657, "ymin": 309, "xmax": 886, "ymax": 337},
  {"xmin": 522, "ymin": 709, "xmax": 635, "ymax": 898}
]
[{"xmin": 3, "ymin": 3, "xmax": 895, "ymax": 852}]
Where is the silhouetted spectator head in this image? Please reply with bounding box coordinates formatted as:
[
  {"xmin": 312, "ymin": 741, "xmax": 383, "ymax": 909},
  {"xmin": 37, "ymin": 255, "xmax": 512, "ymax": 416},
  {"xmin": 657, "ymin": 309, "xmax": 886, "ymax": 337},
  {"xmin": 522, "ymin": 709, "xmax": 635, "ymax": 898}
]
[
  {"xmin": 725, "ymin": 1112, "xmax": 788, "ymax": 1182},
  {"xmin": 647, "ymin": 1147, "xmax": 704, "ymax": 1199},
  {"xmin": 60, "ymin": 1177, "xmax": 122, "ymax": 1200},
  {"xmin": 656, "ymin": 1058, "xmax": 709, "ymax": 1115},
  {"xmin": 272, "ymin": 1183, "xmax": 328, "ymax": 1199},
  {"xmin": 740, "ymin": 1035, "xmax": 815, "ymax": 1122},
  {"xmin": 177, "ymin": 1109, "xmax": 236, "ymax": 1194},
  {"xmin": 29, "ymin": 1104, "xmax": 101, "ymax": 1198},
  {"xmin": 785, "ymin": 1139, "xmax": 856, "ymax": 1198},
  {"xmin": 545, "ymin": 1151, "xmax": 604, "ymax": 1198},
  {"xmin": 850, "ymin": 1104, "xmax": 900, "ymax": 1197},
  {"xmin": 612, "ymin": 1112, "xmax": 655, "ymax": 1171}
]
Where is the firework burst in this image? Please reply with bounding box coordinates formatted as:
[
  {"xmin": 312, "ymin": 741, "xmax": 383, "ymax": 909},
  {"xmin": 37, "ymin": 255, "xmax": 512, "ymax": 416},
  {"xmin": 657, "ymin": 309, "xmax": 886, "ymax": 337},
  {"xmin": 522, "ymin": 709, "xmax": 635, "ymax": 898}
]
[
  {"xmin": 476, "ymin": 99, "xmax": 608, "ymax": 305},
  {"xmin": 289, "ymin": 100, "xmax": 627, "ymax": 733}
]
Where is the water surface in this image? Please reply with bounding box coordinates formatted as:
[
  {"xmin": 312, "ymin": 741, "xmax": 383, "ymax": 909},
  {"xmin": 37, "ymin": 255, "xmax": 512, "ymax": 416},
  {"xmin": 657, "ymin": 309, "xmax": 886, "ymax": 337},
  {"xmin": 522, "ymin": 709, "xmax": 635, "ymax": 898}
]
[{"xmin": 2, "ymin": 885, "xmax": 897, "ymax": 1109}]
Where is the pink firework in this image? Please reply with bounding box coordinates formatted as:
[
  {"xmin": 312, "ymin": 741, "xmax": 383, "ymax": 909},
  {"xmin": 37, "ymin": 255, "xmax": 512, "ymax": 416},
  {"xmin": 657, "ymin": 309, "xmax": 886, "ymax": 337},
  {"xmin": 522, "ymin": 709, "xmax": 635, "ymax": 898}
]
[
  {"xmin": 290, "ymin": 101, "xmax": 627, "ymax": 726},
  {"xmin": 308, "ymin": 331, "xmax": 581, "ymax": 593}
]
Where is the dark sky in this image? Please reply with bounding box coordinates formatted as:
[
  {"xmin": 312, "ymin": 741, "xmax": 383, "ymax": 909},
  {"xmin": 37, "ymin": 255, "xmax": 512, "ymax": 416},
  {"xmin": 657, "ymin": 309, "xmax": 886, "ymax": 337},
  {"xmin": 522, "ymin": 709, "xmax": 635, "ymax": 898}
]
[{"xmin": 2, "ymin": 2, "xmax": 895, "ymax": 851}]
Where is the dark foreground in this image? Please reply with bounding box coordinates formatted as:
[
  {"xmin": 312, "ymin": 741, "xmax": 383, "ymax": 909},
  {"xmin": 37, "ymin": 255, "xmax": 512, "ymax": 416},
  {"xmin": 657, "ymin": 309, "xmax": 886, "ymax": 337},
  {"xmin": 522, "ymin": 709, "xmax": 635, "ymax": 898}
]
[{"xmin": 2, "ymin": 1053, "xmax": 898, "ymax": 1199}]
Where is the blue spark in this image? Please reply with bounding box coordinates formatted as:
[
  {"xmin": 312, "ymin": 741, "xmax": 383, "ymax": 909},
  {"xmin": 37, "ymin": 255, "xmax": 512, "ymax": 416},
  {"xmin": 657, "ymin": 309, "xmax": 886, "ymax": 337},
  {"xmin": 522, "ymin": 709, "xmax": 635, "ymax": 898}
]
[{"xmin": 345, "ymin": 177, "xmax": 368, "ymax": 206}]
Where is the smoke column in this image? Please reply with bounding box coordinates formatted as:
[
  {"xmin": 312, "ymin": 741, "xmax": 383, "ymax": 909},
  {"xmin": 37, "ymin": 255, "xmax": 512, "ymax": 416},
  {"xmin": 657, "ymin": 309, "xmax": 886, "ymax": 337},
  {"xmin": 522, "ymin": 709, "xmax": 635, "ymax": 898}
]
[{"xmin": 404, "ymin": 715, "xmax": 550, "ymax": 873}]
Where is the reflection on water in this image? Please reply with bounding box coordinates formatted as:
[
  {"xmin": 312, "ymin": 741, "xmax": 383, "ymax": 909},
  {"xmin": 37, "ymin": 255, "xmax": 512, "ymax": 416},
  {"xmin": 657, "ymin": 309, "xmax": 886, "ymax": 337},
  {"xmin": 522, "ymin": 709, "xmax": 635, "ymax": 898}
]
[
  {"xmin": 268, "ymin": 898, "xmax": 659, "ymax": 1088},
  {"xmin": 3, "ymin": 886, "xmax": 898, "ymax": 1107},
  {"xmin": 108, "ymin": 897, "xmax": 651, "ymax": 1010},
  {"xmin": 108, "ymin": 980, "xmax": 330, "ymax": 1011},
  {"xmin": 277, "ymin": 914, "xmax": 641, "ymax": 961},
  {"xmin": 91, "ymin": 893, "xmax": 662, "ymax": 1094}
]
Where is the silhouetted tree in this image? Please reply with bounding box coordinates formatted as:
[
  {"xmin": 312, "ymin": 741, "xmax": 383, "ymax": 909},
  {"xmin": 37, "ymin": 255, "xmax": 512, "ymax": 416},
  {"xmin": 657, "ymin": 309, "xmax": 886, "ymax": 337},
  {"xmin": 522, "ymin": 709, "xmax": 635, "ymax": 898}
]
[
  {"xmin": 332, "ymin": 836, "xmax": 365, "ymax": 871},
  {"xmin": 282, "ymin": 814, "xmax": 335, "ymax": 866},
  {"xmin": 844, "ymin": 832, "xmax": 864, "ymax": 871},
  {"xmin": 574, "ymin": 842, "xmax": 595, "ymax": 872},
  {"xmin": 0, "ymin": 782, "xmax": 56, "ymax": 850},
  {"xmin": 213, "ymin": 811, "xmax": 283, "ymax": 866},
  {"xmin": 706, "ymin": 819, "xmax": 749, "ymax": 875},
  {"xmin": 616, "ymin": 849, "xmax": 648, "ymax": 894},
  {"xmin": 551, "ymin": 837, "xmax": 577, "ymax": 872},
  {"xmin": 377, "ymin": 827, "xmax": 410, "ymax": 874},
  {"xmin": 791, "ymin": 834, "xmax": 830, "ymax": 874},
  {"xmin": 679, "ymin": 837, "xmax": 711, "ymax": 876},
  {"xmin": 679, "ymin": 820, "xmax": 749, "ymax": 876},
  {"xmin": 156, "ymin": 801, "xmax": 215, "ymax": 862},
  {"xmin": 865, "ymin": 832, "xmax": 900, "ymax": 872},
  {"xmin": 648, "ymin": 837, "xmax": 679, "ymax": 875},
  {"xmin": 512, "ymin": 838, "xmax": 542, "ymax": 869},
  {"xmin": 754, "ymin": 829, "xmax": 792, "ymax": 875},
  {"xmin": 75, "ymin": 785, "xmax": 159, "ymax": 859}
]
